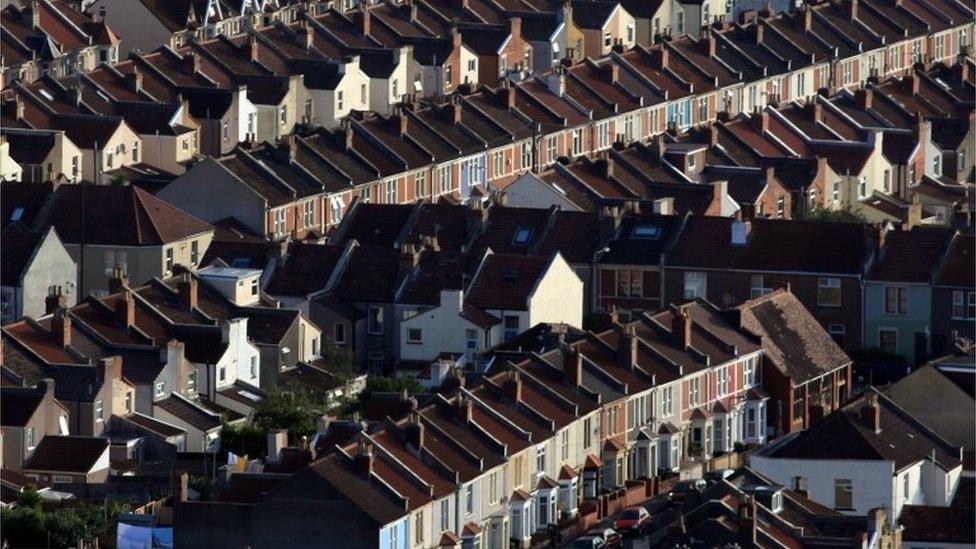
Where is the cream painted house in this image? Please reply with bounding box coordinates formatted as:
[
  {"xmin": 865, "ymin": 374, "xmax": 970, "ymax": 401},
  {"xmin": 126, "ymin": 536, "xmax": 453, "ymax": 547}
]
[
  {"xmin": 0, "ymin": 137, "xmax": 23, "ymax": 182},
  {"xmin": 51, "ymin": 115, "xmax": 140, "ymax": 182},
  {"xmin": 301, "ymin": 56, "xmax": 370, "ymax": 129},
  {"xmin": 2, "ymin": 128, "xmax": 83, "ymax": 183},
  {"xmin": 399, "ymin": 252, "xmax": 583, "ymax": 363}
]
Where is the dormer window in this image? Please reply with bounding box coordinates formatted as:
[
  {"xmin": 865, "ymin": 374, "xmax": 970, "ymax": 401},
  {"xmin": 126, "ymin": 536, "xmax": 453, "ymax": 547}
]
[
  {"xmin": 10, "ymin": 207, "xmax": 24, "ymax": 223},
  {"xmin": 513, "ymin": 226, "xmax": 533, "ymax": 245}
]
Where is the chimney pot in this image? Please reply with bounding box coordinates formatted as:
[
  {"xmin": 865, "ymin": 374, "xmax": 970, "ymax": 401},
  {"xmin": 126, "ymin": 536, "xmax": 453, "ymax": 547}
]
[{"xmin": 45, "ymin": 288, "xmax": 66, "ymax": 315}]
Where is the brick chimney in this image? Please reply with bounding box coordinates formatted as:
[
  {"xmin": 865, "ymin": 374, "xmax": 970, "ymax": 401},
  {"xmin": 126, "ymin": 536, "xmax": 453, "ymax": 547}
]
[
  {"xmin": 451, "ymin": 100, "xmax": 463, "ymax": 124},
  {"xmin": 760, "ymin": 111, "xmax": 770, "ymax": 133},
  {"xmin": 177, "ymin": 274, "xmax": 198, "ymax": 310},
  {"xmin": 672, "ymin": 307, "xmax": 692, "ymax": 350},
  {"xmin": 792, "ymin": 476, "xmax": 807, "ymax": 498},
  {"xmin": 355, "ymin": 440, "xmax": 374, "ymax": 476},
  {"xmin": 397, "ymin": 112, "xmax": 409, "ymax": 136},
  {"xmin": 755, "ymin": 23, "xmax": 764, "ymax": 44},
  {"xmin": 618, "ymin": 325, "xmax": 638, "ymax": 367},
  {"xmin": 802, "ymin": 6, "xmax": 812, "ymax": 31},
  {"xmin": 108, "ymin": 266, "xmax": 129, "ymax": 295},
  {"xmin": 358, "ymin": 8, "xmax": 371, "ymax": 36},
  {"xmin": 51, "ymin": 309, "xmax": 71, "ymax": 348},
  {"xmin": 563, "ymin": 348, "xmax": 583, "ymax": 388},
  {"xmin": 182, "ymin": 53, "xmax": 200, "ymax": 74},
  {"xmin": 125, "ymin": 70, "xmax": 143, "ymax": 93},
  {"xmin": 847, "ymin": 0, "xmax": 858, "ymax": 20},
  {"xmin": 860, "ymin": 392, "xmax": 881, "ymax": 433},
  {"xmin": 98, "ymin": 356, "xmax": 122, "ymax": 383},
  {"xmin": 705, "ymin": 36, "xmax": 717, "ymax": 58},
  {"xmin": 45, "ymin": 288, "xmax": 66, "ymax": 315},
  {"xmin": 854, "ymin": 87, "xmax": 873, "ymax": 110},
  {"xmin": 344, "ymin": 122, "xmax": 355, "ymax": 151},
  {"xmin": 116, "ymin": 290, "xmax": 136, "ymax": 328},
  {"xmin": 503, "ymin": 370, "xmax": 522, "ymax": 402},
  {"xmin": 405, "ymin": 412, "xmax": 425, "ymax": 449},
  {"xmin": 503, "ymin": 86, "xmax": 516, "ymax": 109},
  {"xmin": 737, "ymin": 497, "xmax": 758, "ymax": 546},
  {"xmin": 651, "ymin": 46, "xmax": 669, "ymax": 69},
  {"xmin": 509, "ymin": 17, "xmax": 521, "ymax": 41},
  {"xmin": 609, "ymin": 63, "xmax": 620, "ymax": 85}
]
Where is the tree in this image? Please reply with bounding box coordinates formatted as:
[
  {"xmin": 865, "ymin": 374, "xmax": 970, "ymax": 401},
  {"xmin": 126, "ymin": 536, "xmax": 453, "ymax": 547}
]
[
  {"xmin": 221, "ymin": 421, "xmax": 270, "ymax": 458},
  {"xmin": 1, "ymin": 505, "xmax": 47, "ymax": 547},
  {"xmin": 253, "ymin": 382, "xmax": 325, "ymax": 441},
  {"xmin": 795, "ymin": 207, "xmax": 866, "ymax": 224},
  {"xmin": 343, "ymin": 375, "xmax": 424, "ymax": 416}
]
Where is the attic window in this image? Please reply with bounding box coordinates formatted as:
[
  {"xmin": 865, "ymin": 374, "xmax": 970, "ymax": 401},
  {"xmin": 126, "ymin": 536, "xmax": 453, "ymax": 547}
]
[
  {"xmin": 10, "ymin": 207, "xmax": 24, "ymax": 222},
  {"xmin": 632, "ymin": 225, "xmax": 660, "ymax": 240},
  {"xmin": 513, "ymin": 226, "xmax": 533, "ymax": 245}
]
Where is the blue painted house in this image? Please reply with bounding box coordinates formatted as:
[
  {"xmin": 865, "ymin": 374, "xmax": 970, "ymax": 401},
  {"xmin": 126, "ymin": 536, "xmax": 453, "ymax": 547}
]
[{"xmin": 863, "ymin": 227, "xmax": 954, "ymax": 366}]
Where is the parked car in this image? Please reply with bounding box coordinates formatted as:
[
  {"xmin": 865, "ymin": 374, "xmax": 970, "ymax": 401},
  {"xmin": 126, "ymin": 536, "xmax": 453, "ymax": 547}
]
[
  {"xmin": 669, "ymin": 479, "xmax": 707, "ymax": 506},
  {"xmin": 569, "ymin": 535, "xmax": 605, "ymax": 548},
  {"xmin": 613, "ymin": 506, "xmax": 650, "ymax": 535},
  {"xmin": 586, "ymin": 527, "xmax": 622, "ymax": 547},
  {"xmin": 704, "ymin": 469, "xmax": 735, "ymax": 486}
]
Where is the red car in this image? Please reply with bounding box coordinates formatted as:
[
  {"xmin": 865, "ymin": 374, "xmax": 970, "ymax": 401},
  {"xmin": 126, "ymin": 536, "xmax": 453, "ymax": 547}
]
[{"xmin": 612, "ymin": 506, "xmax": 650, "ymax": 535}]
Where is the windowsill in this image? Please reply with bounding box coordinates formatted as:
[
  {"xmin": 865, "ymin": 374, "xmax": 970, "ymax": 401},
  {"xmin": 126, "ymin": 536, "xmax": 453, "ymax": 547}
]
[
  {"xmin": 406, "ymin": 341, "xmax": 423, "ymax": 345},
  {"xmin": 834, "ymin": 507, "xmax": 855, "ymax": 512}
]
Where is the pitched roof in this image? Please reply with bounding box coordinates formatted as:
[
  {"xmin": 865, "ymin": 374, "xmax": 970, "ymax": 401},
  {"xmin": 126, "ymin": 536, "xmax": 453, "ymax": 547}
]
[
  {"xmin": 23, "ymin": 435, "xmax": 108, "ymax": 473},
  {"xmin": 736, "ymin": 289, "xmax": 851, "ymax": 384},
  {"xmin": 0, "ymin": 229, "xmax": 46, "ymax": 286},
  {"xmin": 867, "ymin": 227, "xmax": 954, "ymax": 283},
  {"xmin": 883, "ymin": 365, "xmax": 975, "ymax": 453},
  {"xmin": 155, "ymin": 395, "xmax": 221, "ymax": 431},
  {"xmin": 45, "ymin": 185, "xmax": 212, "ymax": 246},
  {"xmin": 668, "ymin": 217, "xmax": 871, "ymax": 275},
  {"xmin": 767, "ymin": 390, "xmax": 961, "ymax": 471},
  {"xmin": 465, "ymin": 253, "xmax": 552, "ymax": 311},
  {"xmin": 934, "ymin": 233, "xmax": 975, "ymax": 288},
  {"xmin": 0, "ymin": 385, "xmax": 47, "ymax": 427},
  {"xmin": 900, "ymin": 504, "xmax": 975, "ymax": 544},
  {"xmin": 264, "ymin": 243, "xmax": 344, "ymax": 297}
]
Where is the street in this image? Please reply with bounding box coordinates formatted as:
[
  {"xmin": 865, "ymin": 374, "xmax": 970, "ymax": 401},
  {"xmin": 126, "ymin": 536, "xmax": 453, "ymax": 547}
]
[{"xmin": 561, "ymin": 494, "xmax": 674, "ymax": 548}]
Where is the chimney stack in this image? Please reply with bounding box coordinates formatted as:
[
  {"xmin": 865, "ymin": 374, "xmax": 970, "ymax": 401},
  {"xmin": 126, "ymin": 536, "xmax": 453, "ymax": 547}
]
[
  {"xmin": 125, "ymin": 70, "xmax": 143, "ymax": 93},
  {"xmin": 246, "ymin": 34, "xmax": 259, "ymax": 62},
  {"xmin": 651, "ymin": 46, "xmax": 669, "ymax": 69},
  {"xmin": 563, "ymin": 348, "xmax": 583, "ymax": 388},
  {"xmin": 98, "ymin": 356, "xmax": 122, "ymax": 383},
  {"xmin": 182, "ymin": 53, "xmax": 200, "ymax": 74},
  {"xmin": 847, "ymin": 0, "xmax": 858, "ymax": 20},
  {"xmin": 861, "ymin": 392, "xmax": 881, "ymax": 433},
  {"xmin": 793, "ymin": 476, "xmax": 807, "ymax": 498},
  {"xmin": 405, "ymin": 412, "xmax": 425, "ymax": 449},
  {"xmin": 618, "ymin": 326, "xmax": 638, "ymax": 367},
  {"xmin": 51, "ymin": 309, "xmax": 71, "ymax": 348},
  {"xmin": 177, "ymin": 274, "xmax": 198, "ymax": 311},
  {"xmin": 503, "ymin": 370, "xmax": 522, "ymax": 402},
  {"xmin": 802, "ymin": 6, "xmax": 812, "ymax": 31},
  {"xmin": 672, "ymin": 307, "xmax": 692, "ymax": 350},
  {"xmin": 116, "ymin": 290, "xmax": 136, "ymax": 328},
  {"xmin": 355, "ymin": 440, "xmax": 374, "ymax": 476},
  {"xmin": 854, "ymin": 87, "xmax": 873, "ymax": 109}
]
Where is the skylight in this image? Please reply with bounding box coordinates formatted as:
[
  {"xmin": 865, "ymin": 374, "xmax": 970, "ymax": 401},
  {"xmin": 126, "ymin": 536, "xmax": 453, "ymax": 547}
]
[
  {"xmin": 10, "ymin": 207, "xmax": 24, "ymax": 222},
  {"xmin": 513, "ymin": 226, "xmax": 532, "ymax": 245},
  {"xmin": 632, "ymin": 224, "xmax": 660, "ymax": 239}
]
